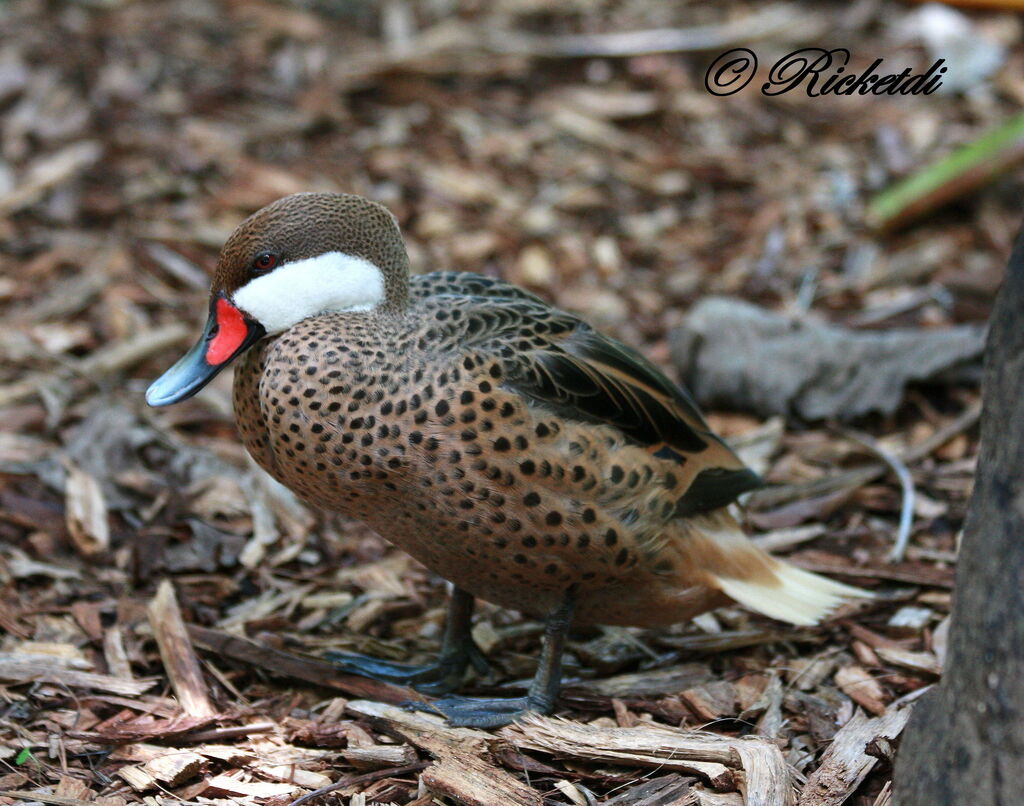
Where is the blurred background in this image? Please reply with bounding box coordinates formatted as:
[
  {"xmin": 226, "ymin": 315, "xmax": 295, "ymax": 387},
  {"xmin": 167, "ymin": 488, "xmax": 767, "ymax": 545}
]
[{"xmin": 1, "ymin": 1, "xmax": 1022, "ymax": 803}]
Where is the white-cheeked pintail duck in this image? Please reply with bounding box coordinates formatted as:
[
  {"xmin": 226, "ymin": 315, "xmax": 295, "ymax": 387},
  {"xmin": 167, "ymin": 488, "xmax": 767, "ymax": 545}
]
[{"xmin": 148, "ymin": 192, "xmax": 868, "ymax": 727}]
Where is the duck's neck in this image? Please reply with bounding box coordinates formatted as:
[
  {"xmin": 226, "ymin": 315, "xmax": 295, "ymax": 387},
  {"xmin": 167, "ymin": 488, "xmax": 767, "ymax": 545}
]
[{"xmin": 379, "ymin": 260, "xmax": 411, "ymax": 315}]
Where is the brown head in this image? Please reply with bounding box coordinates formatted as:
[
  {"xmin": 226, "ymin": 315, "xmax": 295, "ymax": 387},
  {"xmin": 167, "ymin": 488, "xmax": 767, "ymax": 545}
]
[{"xmin": 146, "ymin": 192, "xmax": 409, "ymax": 406}]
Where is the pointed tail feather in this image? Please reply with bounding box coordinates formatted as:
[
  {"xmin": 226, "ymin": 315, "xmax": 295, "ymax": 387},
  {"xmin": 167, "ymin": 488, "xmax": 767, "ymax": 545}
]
[
  {"xmin": 713, "ymin": 560, "xmax": 871, "ymax": 626},
  {"xmin": 671, "ymin": 509, "xmax": 872, "ymax": 627}
]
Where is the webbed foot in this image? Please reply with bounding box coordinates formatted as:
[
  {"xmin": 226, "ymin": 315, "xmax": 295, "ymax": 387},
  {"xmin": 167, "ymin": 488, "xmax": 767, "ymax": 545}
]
[
  {"xmin": 406, "ymin": 586, "xmax": 578, "ymax": 728},
  {"xmin": 404, "ymin": 694, "xmax": 544, "ymax": 728},
  {"xmin": 324, "ymin": 639, "xmax": 489, "ymax": 695},
  {"xmin": 324, "ymin": 587, "xmax": 487, "ymax": 695}
]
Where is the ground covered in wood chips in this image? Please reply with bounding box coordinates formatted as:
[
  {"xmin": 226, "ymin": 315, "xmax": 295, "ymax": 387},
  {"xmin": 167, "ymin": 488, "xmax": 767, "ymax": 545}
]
[{"xmin": 1, "ymin": 1, "xmax": 1021, "ymax": 804}]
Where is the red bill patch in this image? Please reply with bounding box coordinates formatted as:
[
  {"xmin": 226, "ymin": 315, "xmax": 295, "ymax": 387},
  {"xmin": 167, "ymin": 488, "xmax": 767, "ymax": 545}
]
[{"xmin": 206, "ymin": 298, "xmax": 248, "ymax": 365}]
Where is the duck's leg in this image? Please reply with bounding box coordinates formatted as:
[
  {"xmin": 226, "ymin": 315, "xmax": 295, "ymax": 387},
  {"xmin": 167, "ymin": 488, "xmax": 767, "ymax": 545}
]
[
  {"xmin": 407, "ymin": 586, "xmax": 576, "ymax": 728},
  {"xmin": 324, "ymin": 587, "xmax": 488, "ymax": 695}
]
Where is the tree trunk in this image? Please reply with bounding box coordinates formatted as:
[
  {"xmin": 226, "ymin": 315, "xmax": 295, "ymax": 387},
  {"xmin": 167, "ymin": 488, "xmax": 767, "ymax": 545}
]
[{"xmin": 893, "ymin": 228, "xmax": 1024, "ymax": 805}]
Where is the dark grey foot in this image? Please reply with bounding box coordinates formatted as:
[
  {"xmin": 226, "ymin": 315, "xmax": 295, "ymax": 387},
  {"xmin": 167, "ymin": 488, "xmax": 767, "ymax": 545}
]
[
  {"xmin": 324, "ymin": 587, "xmax": 487, "ymax": 695},
  {"xmin": 404, "ymin": 693, "xmax": 549, "ymax": 728},
  {"xmin": 407, "ymin": 586, "xmax": 578, "ymax": 728},
  {"xmin": 324, "ymin": 641, "xmax": 489, "ymax": 696}
]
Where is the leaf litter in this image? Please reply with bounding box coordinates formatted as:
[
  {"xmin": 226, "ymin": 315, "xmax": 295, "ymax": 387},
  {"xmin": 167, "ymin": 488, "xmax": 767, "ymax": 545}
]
[{"xmin": 0, "ymin": 0, "xmax": 1017, "ymax": 804}]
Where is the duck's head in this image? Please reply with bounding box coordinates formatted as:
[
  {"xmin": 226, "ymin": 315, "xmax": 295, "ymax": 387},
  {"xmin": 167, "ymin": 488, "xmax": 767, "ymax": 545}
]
[{"xmin": 146, "ymin": 192, "xmax": 409, "ymax": 407}]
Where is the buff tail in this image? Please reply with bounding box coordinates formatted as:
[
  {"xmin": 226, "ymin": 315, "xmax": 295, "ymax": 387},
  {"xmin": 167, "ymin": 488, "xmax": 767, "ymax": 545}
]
[{"xmin": 672, "ymin": 510, "xmax": 871, "ymax": 626}]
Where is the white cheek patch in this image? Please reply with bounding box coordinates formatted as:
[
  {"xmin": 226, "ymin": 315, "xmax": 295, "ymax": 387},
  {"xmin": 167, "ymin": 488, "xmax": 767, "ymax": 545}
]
[{"xmin": 232, "ymin": 252, "xmax": 385, "ymax": 334}]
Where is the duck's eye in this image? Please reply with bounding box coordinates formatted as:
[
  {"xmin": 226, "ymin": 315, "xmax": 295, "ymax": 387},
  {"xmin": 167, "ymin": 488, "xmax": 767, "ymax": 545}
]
[{"xmin": 252, "ymin": 252, "xmax": 278, "ymax": 274}]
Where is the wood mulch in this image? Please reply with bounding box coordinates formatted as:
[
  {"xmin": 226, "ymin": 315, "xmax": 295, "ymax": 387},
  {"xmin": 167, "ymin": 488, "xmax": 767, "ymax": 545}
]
[{"xmin": 1, "ymin": 1, "xmax": 1019, "ymax": 804}]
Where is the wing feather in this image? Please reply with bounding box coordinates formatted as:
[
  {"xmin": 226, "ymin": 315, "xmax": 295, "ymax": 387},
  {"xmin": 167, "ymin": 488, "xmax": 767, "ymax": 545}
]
[
  {"xmin": 511, "ymin": 333, "xmax": 762, "ymax": 514},
  {"xmin": 414, "ymin": 273, "xmax": 761, "ymax": 515}
]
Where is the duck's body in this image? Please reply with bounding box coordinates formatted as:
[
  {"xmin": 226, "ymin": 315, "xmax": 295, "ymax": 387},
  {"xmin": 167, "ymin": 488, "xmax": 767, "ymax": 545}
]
[
  {"xmin": 148, "ymin": 193, "xmax": 867, "ymax": 726},
  {"xmin": 237, "ymin": 276, "xmax": 723, "ymax": 626}
]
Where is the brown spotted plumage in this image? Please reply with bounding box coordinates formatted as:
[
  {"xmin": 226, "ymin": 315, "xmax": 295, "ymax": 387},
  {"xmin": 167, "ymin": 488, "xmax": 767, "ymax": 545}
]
[{"xmin": 149, "ymin": 192, "xmax": 868, "ymax": 727}]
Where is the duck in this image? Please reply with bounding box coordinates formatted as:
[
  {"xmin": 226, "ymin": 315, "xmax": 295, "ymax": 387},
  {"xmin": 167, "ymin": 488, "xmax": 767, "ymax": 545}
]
[{"xmin": 147, "ymin": 192, "xmax": 868, "ymax": 727}]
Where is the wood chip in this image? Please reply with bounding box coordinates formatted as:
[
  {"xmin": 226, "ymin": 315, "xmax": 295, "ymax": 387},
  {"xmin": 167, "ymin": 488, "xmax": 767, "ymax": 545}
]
[
  {"xmin": 490, "ymin": 5, "xmax": 819, "ymax": 58},
  {"xmin": 117, "ymin": 749, "xmax": 205, "ymax": 792},
  {"xmin": 572, "ymin": 664, "xmax": 712, "ymax": 697},
  {"xmin": 0, "ymin": 141, "xmax": 101, "ymax": 216},
  {"xmin": 554, "ymin": 779, "xmax": 591, "ymax": 806},
  {"xmin": 187, "ymin": 623, "xmax": 415, "ymax": 703},
  {"xmin": 0, "ymin": 323, "xmax": 188, "ymax": 407},
  {"xmin": 178, "ymin": 721, "xmax": 277, "ymax": 744},
  {"xmin": 4, "ymin": 548, "xmax": 80, "ymax": 580},
  {"xmin": 62, "ymin": 459, "xmax": 110, "ymax": 556},
  {"xmin": 692, "ymin": 791, "xmax": 744, "ymax": 806},
  {"xmin": 0, "ymin": 656, "xmax": 154, "ymax": 696},
  {"xmin": 51, "ymin": 779, "xmax": 91, "ymax": 803},
  {"xmin": 502, "ymin": 714, "xmax": 795, "ymax": 802},
  {"xmin": 679, "ymin": 681, "xmax": 737, "ymax": 722},
  {"xmin": 102, "ymin": 626, "xmax": 133, "ymax": 681},
  {"xmin": 886, "ymin": 606, "xmax": 933, "ymax": 631},
  {"xmin": 0, "ymin": 791, "xmax": 115, "ymax": 806},
  {"xmin": 792, "ymin": 555, "xmax": 954, "ymax": 589},
  {"xmin": 346, "ymin": 700, "xmax": 541, "ymax": 806},
  {"xmin": 798, "ymin": 706, "xmax": 912, "ymax": 806},
  {"xmin": 252, "ymin": 764, "xmax": 331, "ymax": 789},
  {"xmin": 834, "ymin": 665, "xmax": 888, "ymax": 716},
  {"xmin": 205, "ymin": 775, "xmax": 301, "ymax": 798},
  {"xmin": 787, "ymin": 656, "xmax": 839, "ymax": 692},
  {"xmin": 422, "ymin": 751, "xmax": 543, "ymax": 806},
  {"xmin": 10, "ymin": 641, "xmax": 87, "ymax": 666},
  {"xmin": 603, "ymin": 774, "xmax": 693, "ymax": 805},
  {"xmin": 752, "ymin": 524, "xmax": 827, "ymax": 553},
  {"xmin": 147, "ymin": 579, "xmax": 217, "ymax": 718},
  {"xmin": 874, "ymin": 646, "xmax": 942, "ymax": 677},
  {"xmin": 91, "ymin": 710, "xmax": 217, "ymax": 742},
  {"xmin": 343, "ymin": 743, "xmax": 419, "ymax": 770},
  {"xmin": 654, "ymin": 629, "xmax": 803, "ymax": 655}
]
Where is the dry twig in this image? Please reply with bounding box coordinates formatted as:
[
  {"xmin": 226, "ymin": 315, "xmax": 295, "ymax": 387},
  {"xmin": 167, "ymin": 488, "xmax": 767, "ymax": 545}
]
[{"xmin": 147, "ymin": 579, "xmax": 217, "ymax": 718}]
